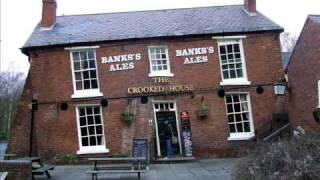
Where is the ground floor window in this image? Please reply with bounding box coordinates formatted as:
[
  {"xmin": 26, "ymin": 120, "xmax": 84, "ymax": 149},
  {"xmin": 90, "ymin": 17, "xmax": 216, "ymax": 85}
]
[
  {"xmin": 76, "ymin": 105, "xmax": 108, "ymax": 154},
  {"xmin": 224, "ymin": 93, "xmax": 255, "ymax": 140}
]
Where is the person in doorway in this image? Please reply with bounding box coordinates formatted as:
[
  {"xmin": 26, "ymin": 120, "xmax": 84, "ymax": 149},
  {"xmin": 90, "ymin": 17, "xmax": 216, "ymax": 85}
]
[{"xmin": 164, "ymin": 120, "xmax": 173, "ymax": 158}]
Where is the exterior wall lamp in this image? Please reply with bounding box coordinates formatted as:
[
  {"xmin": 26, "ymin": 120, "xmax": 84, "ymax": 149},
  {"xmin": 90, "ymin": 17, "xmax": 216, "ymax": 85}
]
[{"xmin": 273, "ymin": 82, "xmax": 287, "ymax": 96}]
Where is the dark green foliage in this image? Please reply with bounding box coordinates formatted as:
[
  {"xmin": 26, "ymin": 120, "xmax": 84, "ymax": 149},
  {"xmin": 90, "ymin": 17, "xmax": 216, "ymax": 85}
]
[
  {"xmin": 197, "ymin": 102, "xmax": 208, "ymax": 119},
  {"xmin": 235, "ymin": 133, "xmax": 320, "ymax": 180}
]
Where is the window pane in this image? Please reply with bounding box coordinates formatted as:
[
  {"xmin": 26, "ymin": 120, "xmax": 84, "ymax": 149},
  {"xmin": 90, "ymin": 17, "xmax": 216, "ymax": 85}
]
[
  {"xmin": 87, "ymin": 108, "xmax": 93, "ymax": 115},
  {"xmin": 89, "ymin": 136, "xmax": 97, "ymax": 146},
  {"xmin": 95, "ymin": 115, "xmax": 101, "ymax": 124},
  {"xmin": 79, "ymin": 108, "xmax": 85, "ymax": 116},
  {"xmin": 82, "ymin": 61, "xmax": 89, "ymax": 69},
  {"xmin": 237, "ymin": 69, "xmax": 243, "ymax": 78},
  {"xmin": 223, "ymin": 71, "xmax": 229, "ymax": 79},
  {"xmin": 230, "ymin": 69, "xmax": 236, "ymax": 78},
  {"xmin": 244, "ymin": 122, "xmax": 250, "ymax": 132},
  {"xmin": 88, "ymin": 50, "xmax": 95, "ymax": 59},
  {"xmin": 76, "ymin": 81, "xmax": 83, "ymax": 90},
  {"xmin": 84, "ymin": 80, "xmax": 90, "ymax": 89},
  {"xmin": 221, "ymin": 55, "xmax": 227, "ymax": 61},
  {"xmin": 227, "ymin": 45, "xmax": 233, "ymax": 52},
  {"xmin": 87, "ymin": 116, "xmax": 94, "ymax": 125},
  {"xmin": 72, "ymin": 52, "xmax": 80, "ymax": 61},
  {"xmin": 229, "ymin": 124, "xmax": 236, "ymax": 133},
  {"xmin": 228, "ymin": 115, "xmax": 234, "ymax": 123},
  {"xmin": 234, "ymin": 104, "xmax": 241, "ymax": 112},
  {"xmin": 90, "ymin": 70, "xmax": 97, "ymax": 78},
  {"xmin": 97, "ymin": 136, "xmax": 103, "ymax": 145},
  {"xmin": 226, "ymin": 95, "xmax": 232, "ymax": 103},
  {"xmin": 81, "ymin": 127, "xmax": 88, "ymax": 136},
  {"xmin": 75, "ymin": 72, "xmax": 82, "ymax": 81},
  {"xmin": 80, "ymin": 51, "xmax": 87, "ymax": 60},
  {"xmin": 88, "ymin": 126, "xmax": 95, "ymax": 135},
  {"xmin": 80, "ymin": 117, "xmax": 86, "ymax": 126},
  {"xmin": 241, "ymin": 103, "xmax": 248, "ymax": 111},
  {"xmin": 220, "ymin": 46, "xmax": 226, "ymax": 54},
  {"xmin": 235, "ymin": 53, "xmax": 241, "ymax": 59},
  {"xmin": 236, "ymin": 123, "xmax": 243, "ymax": 132},
  {"xmin": 227, "ymin": 104, "xmax": 233, "ymax": 113},
  {"xmin": 234, "ymin": 44, "xmax": 240, "ymax": 53},
  {"xmin": 91, "ymin": 80, "xmax": 98, "ymax": 89},
  {"xmin": 89, "ymin": 60, "xmax": 96, "ymax": 68},
  {"xmin": 233, "ymin": 95, "xmax": 240, "ymax": 102},
  {"xmin": 83, "ymin": 71, "xmax": 89, "ymax": 79},
  {"xmin": 235, "ymin": 114, "xmax": 242, "ymax": 122},
  {"xmin": 96, "ymin": 126, "xmax": 103, "ymax": 134},
  {"xmin": 242, "ymin": 113, "xmax": 249, "ymax": 121},
  {"xmin": 82, "ymin": 137, "xmax": 89, "ymax": 146},
  {"xmin": 74, "ymin": 62, "xmax": 81, "ymax": 70},
  {"xmin": 94, "ymin": 107, "xmax": 100, "ymax": 114}
]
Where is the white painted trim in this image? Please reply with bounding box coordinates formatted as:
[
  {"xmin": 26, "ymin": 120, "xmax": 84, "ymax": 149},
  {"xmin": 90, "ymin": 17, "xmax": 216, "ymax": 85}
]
[
  {"xmin": 77, "ymin": 146, "xmax": 109, "ymax": 155},
  {"xmin": 65, "ymin": 46, "xmax": 100, "ymax": 50},
  {"xmin": 40, "ymin": 23, "xmax": 56, "ymax": 31},
  {"xmin": 147, "ymin": 46, "xmax": 174, "ymax": 77},
  {"xmin": 224, "ymin": 92, "xmax": 255, "ymax": 141},
  {"xmin": 71, "ymin": 90, "xmax": 103, "ymax": 99},
  {"xmin": 217, "ymin": 38, "xmax": 250, "ymax": 85},
  {"xmin": 220, "ymin": 80, "xmax": 251, "ymax": 86},
  {"xmin": 69, "ymin": 49, "xmax": 103, "ymax": 98},
  {"xmin": 152, "ymin": 101, "xmax": 182, "ymax": 157},
  {"xmin": 75, "ymin": 105, "xmax": 108, "ymax": 155},
  {"xmin": 212, "ymin": 35, "xmax": 246, "ymax": 40},
  {"xmin": 318, "ymin": 80, "xmax": 320, "ymax": 108}
]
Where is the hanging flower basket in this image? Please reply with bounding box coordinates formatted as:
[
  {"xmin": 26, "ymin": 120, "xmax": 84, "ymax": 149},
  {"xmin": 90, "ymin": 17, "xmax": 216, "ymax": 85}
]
[
  {"xmin": 312, "ymin": 108, "xmax": 320, "ymax": 124},
  {"xmin": 121, "ymin": 104, "xmax": 134, "ymax": 124},
  {"xmin": 197, "ymin": 102, "xmax": 209, "ymax": 119}
]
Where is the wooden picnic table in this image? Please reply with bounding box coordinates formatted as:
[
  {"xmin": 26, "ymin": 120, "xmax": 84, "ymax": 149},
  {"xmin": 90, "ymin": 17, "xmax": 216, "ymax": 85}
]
[
  {"xmin": 0, "ymin": 172, "xmax": 8, "ymax": 180},
  {"xmin": 87, "ymin": 157, "xmax": 148, "ymax": 180},
  {"xmin": 17, "ymin": 157, "xmax": 54, "ymax": 179}
]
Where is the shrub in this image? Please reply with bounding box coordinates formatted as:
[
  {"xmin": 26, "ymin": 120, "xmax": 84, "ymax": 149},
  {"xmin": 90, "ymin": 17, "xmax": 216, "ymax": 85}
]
[{"xmin": 235, "ymin": 132, "xmax": 320, "ymax": 180}]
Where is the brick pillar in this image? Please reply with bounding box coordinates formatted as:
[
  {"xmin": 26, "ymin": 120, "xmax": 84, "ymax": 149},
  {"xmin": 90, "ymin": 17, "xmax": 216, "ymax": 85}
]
[{"xmin": 41, "ymin": 0, "xmax": 57, "ymax": 28}]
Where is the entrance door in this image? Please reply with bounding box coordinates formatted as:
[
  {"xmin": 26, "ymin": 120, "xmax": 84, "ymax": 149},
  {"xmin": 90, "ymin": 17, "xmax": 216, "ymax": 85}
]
[{"xmin": 153, "ymin": 102, "xmax": 181, "ymax": 157}]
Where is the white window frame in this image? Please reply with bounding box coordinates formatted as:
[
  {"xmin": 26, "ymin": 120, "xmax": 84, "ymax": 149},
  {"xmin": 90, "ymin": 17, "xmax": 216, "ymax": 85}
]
[
  {"xmin": 75, "ymin": 104, "xmax": 109, "ymax": 155},
  {"xmin": 318, "ymin": 80, "xmax": 320, "ymax": 108},
  {"xmin": 216, "ymin": 37, "xmax": 251, "ymax": 86},
  {"xmin": 224, "ymin": 92, "xmax": 255, "ymax": 141},
  {"xmin": 147, "ymin": 46, "xmax": 174, "ymax": 77},
  {"xmin": 67, "ymin": 46, "xmax": 103, "ymax": 99}
]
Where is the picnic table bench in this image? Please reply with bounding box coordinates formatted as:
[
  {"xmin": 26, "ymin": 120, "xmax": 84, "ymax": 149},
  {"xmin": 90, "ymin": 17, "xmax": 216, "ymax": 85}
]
[
  {"xmin": 87, "ymin": 157, "xmax": 148, "ymax": 180},
  {"xmin": 0, "ymin": 172, "xmax": 8, "ymax": 180},
  {"xmin": 18, "ymin": 157, "xmax": 55, "ymax": 179}
]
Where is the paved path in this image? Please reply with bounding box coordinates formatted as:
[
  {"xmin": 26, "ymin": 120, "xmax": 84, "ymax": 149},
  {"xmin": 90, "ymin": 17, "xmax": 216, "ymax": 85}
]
[{"xmin": 36, "ymin": 158, "xmax": 240, "ymax": 180}]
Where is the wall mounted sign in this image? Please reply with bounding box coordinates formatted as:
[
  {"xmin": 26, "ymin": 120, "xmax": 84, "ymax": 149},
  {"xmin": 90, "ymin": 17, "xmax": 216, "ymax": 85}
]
[
  {"xmin": 101, "ymin": 53, "xmax": 142, "ymax": 72},
  {"xmin": 176, "ymin": 46, "xmax": 214, "ymax": 65},
  {"xmin": 128, "ymin": 77, "xmax": 194, "ymax": 95}
]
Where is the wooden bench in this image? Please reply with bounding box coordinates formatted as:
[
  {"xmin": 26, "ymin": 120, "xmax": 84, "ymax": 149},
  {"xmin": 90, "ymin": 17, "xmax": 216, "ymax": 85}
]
[
  {"xmin": 32, "ymin": 165, "xmax": 55, "ymax": 178},
  {"xmin": 86, "ymin": 157, "xmax": 148, "ymax": 180},
  {"xmin": 18, "ymin": 157, "xmax": 55, "ymax": 179}
]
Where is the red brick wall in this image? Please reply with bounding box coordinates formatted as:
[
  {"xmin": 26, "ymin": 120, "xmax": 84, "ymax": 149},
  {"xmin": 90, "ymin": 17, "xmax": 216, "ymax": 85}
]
[
  {"xmin": 287, "ymin": 17, "xmax": 320, "ymax": 131},
  {"xmin": 10, "ymin": 33, "xmax": 284, "ymax": 160},
  {"xmin": 0, "ymin": 160, "xmax": 32, "ymax": 180}
]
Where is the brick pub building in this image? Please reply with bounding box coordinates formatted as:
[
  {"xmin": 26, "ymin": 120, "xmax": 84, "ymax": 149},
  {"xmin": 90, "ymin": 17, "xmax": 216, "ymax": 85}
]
[
  {"xmin": 287, "ymin": 15, "xmax": 320, "ymax": 132},
  {"xmin": 8, "ymin": 0, "xmax": 285, "ymax": 160}
]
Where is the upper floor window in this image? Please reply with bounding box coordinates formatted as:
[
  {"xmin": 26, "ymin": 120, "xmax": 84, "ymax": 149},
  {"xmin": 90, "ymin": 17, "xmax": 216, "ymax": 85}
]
[
  {"xmin": 68, "ymin": 47, "xmax": 103, "ymax": 98},
  {"xmin": 217, "ymin": 37, "xmax": 250, "ymax": 86},
  {"xmin": 225, "ymin": 93, "xmax": 255, "ymax": 140},
  {"xmin": 148, "ymin": 46, "xmax": 174, "ymax": 77}
]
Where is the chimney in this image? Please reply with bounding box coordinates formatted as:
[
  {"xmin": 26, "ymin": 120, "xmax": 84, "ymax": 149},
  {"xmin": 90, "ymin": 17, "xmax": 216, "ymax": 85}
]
[
  {"xmin": 41, "ymin": 0, "xmax": 57, "ymax": 29},
  {"xmin": 244, "ymin": 0, "xmax": 256, "ymax": 14}
]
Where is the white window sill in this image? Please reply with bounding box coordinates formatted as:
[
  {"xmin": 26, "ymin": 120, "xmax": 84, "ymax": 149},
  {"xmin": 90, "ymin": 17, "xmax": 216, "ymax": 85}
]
[
  {"xmin": 76, "ymin": 146, "xmax": 109, "ymax": 155},
  {"xmin": 71, "ymin": 90, "xmax": 103, "ymax": 99},
  {"xmin": 220, "ymin": 80, "xmax": 251, "ymax": 86},
  {"xmin": 148, "ymin": 72, "xmax": 174, "ymax": 77},
  {"xmin": 228, "ymin": 133, "xmax": 255, "ymax": 141}
]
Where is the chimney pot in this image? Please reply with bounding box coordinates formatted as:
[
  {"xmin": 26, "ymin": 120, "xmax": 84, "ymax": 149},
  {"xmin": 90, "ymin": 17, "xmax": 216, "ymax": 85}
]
[
  {"xmin": 244, "ymin": 0, "xmax": 256, "ymax": 14},
  {"xmin": 41, "ymin": 0, "xmax": 57, "ymax": 29}
]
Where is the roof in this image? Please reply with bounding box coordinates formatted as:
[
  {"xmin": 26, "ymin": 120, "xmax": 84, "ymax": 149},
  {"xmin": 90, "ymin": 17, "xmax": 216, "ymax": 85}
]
[
  {"xmin": 281, "ymin": 52, "xmax": 291, "ymax": 71},
  {"xmin": 23, "ymin": 5, "xmax": 283, "ymax": 50},
  {"xmin": 309, "ymin": 15, "xmax": 320, "ymax": 23}
]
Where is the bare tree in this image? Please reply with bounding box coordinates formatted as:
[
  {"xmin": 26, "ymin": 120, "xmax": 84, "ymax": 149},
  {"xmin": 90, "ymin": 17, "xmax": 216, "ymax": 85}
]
[
  {"xmin": 0, "ymin": 71, "xmax": 25, "ymax": 139},
  {"xmin": 281, "ymin": 32, "xmax": 298, "ymax": 52}
]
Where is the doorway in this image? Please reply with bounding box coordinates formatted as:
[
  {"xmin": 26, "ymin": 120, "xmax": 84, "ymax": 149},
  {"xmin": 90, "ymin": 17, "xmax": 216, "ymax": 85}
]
[{"xmin": 153, "ymin": 101, "xmax": 181, "ymax": 157}]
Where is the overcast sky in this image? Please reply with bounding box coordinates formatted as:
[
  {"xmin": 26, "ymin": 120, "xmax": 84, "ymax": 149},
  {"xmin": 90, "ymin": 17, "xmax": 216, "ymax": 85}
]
[{"xmin": 1, "ymin": 0, "xmax": 320, "ymax": 74}]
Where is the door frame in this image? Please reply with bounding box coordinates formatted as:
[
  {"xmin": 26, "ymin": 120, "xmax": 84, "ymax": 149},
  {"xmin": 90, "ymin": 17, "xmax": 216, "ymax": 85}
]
[{"xmin": 152, "ymin": 100, "xmax": 182, "ymax": 157}]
